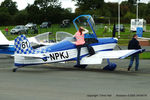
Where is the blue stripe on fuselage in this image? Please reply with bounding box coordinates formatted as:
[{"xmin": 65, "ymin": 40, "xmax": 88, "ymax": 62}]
[
  {"xmin": 0, "ymin": 45, "xmax": 15, "ymax": 54},
  {"xmin": 34, "ymin": 37, "xmax": 117, "ymax": 53}
]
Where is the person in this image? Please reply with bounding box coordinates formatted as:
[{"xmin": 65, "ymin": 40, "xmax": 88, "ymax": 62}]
[
  {"xmin": 128, "ymin": 34, "xmax": 141, "ymax": 71},
  {"xmin": 74, "ymin": 27, "xmax": 95, "ymax": 68},
  {"xmin": 5, "ymin": 27, "xmax": 8, "ymax": 35}
]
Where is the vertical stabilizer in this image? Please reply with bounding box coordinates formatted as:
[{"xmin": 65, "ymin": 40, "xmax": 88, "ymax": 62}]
[{"xmin": 14, "ymin": 35, "xmax": 34, "ymax": 54}]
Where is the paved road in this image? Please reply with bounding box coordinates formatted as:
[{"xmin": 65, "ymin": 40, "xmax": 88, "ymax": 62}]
[{"xmin": 0, "ymin": 55, "xmax": 150, "ymax": 100}]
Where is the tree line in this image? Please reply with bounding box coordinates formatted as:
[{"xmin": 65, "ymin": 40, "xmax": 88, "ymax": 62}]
[
  {"xmin": 0, "ymin": 0, "xmax": 74, "ymax": 26},
  {"xmin": 74, "ymin": 0, "xmax": 150, "ymax": 24},
  {"xmin": 0, "ymin": 0, "xmax": 150, "ymax": 26}
]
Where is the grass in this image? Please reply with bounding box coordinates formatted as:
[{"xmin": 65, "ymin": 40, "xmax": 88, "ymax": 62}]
[
  {"xmin": 140, "ymin": 52, "xmax": 150, "ymax": 59},
  {"xmin": 0, "ymin": 23, "xmax": 150, "ymax": 59},
  {"xmin": 1, "ymin": 23, "xmax": 150, "ymax": 40},
  {"xmin": 0, "ymin": 24, "xmax": 77, "ymax": 40}
]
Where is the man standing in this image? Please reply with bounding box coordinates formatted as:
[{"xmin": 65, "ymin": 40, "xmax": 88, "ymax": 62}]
[{"xmin": 128, "ymin": 34, "xmax": 141, "ymax": 71}]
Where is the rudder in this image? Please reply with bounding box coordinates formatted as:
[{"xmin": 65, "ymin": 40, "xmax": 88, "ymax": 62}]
[{"xmin": 14, "ymin": 35, "xmax": 34, "ymax": 54}]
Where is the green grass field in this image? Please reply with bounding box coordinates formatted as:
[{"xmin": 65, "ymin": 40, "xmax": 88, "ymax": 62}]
[
  {"xmin": 0, "ymin": 24, "xmax": 150, "ymax": 59},
  {"xmin": 140, "ymin": 52, "xmax": 150, "ymax": 59},
  {"xmin": 1, "ymin": 24, "xmax": 150, "ymax": 42}
]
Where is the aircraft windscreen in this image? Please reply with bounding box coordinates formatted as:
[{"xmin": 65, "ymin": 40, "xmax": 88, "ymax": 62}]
[
  {"xmin": 56, "ymin": 31, "xmax": 74, "ymax": 42},
  {"xmin": 34, "ymin": 32, "xmax": 49, "ymax": 43},
  {"xmin": 73, "ymin": 15, "xmax": 96, "ymax": 34}
]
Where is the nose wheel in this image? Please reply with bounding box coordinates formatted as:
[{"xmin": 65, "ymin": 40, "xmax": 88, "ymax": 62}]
[{"xmin": 12, "ymin": 66, "xmax": 24, "ymax": 72}]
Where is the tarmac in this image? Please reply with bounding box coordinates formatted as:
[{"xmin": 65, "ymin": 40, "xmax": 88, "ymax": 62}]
[{"xmin": 0, "ymin": 54, "xmax": 150, "ymax": 100}]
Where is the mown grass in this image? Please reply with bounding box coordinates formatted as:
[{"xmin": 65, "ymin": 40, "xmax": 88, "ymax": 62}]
[
  {"xmin": 140, "ymin": 52, "xmax": 150, "ymax": 59},
  {"xmin": 0, "ymin": 24, "xmax": 150, "ymax": 59},
  {"xmin": 0, "ymin": 24, "xmax": 78, "ymax": 40},
  {"xmin": 0, "ymin": 24, "xmax": 150, "ymax": 46},
  {"xmin": 1, "ymin": 23, "xmax": 150, "ymax": 41}
]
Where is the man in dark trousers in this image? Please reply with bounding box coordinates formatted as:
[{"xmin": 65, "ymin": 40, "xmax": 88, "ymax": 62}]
[{"xmin": 128, "ymin": 34, "xmax": 141, "ymax": 71}]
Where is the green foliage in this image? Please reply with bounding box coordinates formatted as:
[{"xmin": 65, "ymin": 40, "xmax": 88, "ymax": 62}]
[
  {"xmin": 14, "ymin": 10, "xmax": 28, "ymax": 25},
  {"xmin": 128, "ymin": 0, "xmax": 136, "ymax": 5},
  {"xmin": 0, "ymin": 8, "xmax": 12, "ymax": 25},
  {"xmin": 124, "ymin": 12, "xmax": 136, "ymax": 21},
  {"xmin": 74, "ymin": 0, "xmax": 104, "ymax": 15},
  {"xmin": 1, "ymin": 0, "xmax": 150, "ymax": 26},
  {"xmin": 0, "ymin": 0, "xmax": 74, "ymax": 25},
  {"xmin": 0, "ymin": 0, "xmax": 18, "ymax": 15},
  {"xmin": 74, "ymin": 0, "xmax": 150, "ymax": 23}
]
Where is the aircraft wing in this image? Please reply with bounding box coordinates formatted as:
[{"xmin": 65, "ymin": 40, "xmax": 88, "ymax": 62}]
[{"xmin": 81, "ymin": 49, "xmax": 145, "ymax": 64}]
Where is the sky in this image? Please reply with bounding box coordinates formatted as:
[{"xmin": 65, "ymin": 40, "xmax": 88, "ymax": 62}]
[
  {"xmin": 0, "ymin": 0, "xmax": 77, "ymax": 12},
  {"xmin": 105, "ymin": 0, "xmax": 150, "ymax": 3},
  {"xmin": 0, "ymin": 0, "xmax": 150, "ymax": 12}
]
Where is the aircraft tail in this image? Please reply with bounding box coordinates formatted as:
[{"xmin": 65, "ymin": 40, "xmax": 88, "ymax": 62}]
[{"xmin": 14, "ymin": 35, "xmax": 34, "ymax": 54}]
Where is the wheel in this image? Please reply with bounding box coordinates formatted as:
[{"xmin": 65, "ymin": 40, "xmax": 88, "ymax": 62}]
[
  {"xmin": 12, "ymin": 68, "xmax": 17, "ymax": 72},
  {"xmin": 74, "ymin": 65, "xmax": 87, "ymax": 69}
]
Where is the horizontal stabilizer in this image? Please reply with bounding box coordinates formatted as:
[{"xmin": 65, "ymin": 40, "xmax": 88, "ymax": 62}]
[
  {"xmin": 0, "ymin": 45, "xmax": 9, "ymax": 48},
  {"xmin": 16, "ymin": 54, "xmax": 47, "ymax": 59}
]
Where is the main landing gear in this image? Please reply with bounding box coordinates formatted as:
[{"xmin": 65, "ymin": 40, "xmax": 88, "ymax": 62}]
[{"xmin": 103, "ymin": 59, "xmax": 117, "ymax": 71}]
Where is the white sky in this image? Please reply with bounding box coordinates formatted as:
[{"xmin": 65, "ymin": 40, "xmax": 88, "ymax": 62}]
[
  {"xmin": 105, "ymin": 0, "xmax": 150, "ymax": 3},
  {"xmin": 0, "ymin": 0, "xmax": 77, "ymax": 12},
  {"xmin": 0, "ymin": 0, "xmax": 150, "ymax": 12}
]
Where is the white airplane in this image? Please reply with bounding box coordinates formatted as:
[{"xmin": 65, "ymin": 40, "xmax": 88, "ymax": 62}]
[
  {"xmin": 0, "ymin": 31, "xmax": 54, "ymax": 54},
  {"xmin": 13, "ymin": 15, "xmax": 145, "ymax": 72}
]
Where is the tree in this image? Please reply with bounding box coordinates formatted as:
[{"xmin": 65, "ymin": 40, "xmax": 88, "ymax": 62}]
[
  {"xmin": 33, "ymin": 0, "xmax": 61, "ymax": 23},
  {"xmin": 26, "ymin": 4, "xmax": 41, "ymax": 23},
  {"xmin": 73, "ymin": 0, "xmax": 104, "ymax": 11},
  {"xmin": 138, "ymin": 3, "xmax": 147, "ymax": 18},
  {"xmin": 128, "ymin": 0, "xmax": 136, "ymax": 5},
  {"xmin": 0, "ymin": 0, "xmax": 18, "ymax": 15},
  {"xmin": 14, "ymin": 10, "xmax": 28, "ymax": 25},
  {"xmin": 124, "ymin": 12, "xmax": 136, "ymax": 21}
]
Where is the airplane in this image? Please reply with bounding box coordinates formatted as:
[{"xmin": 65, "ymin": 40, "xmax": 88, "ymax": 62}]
[
  {"xmin": 0, "ymin": 31, "xmax": 55, "ymax": 55},
  {"xmin": 13, "ymin": 15, "xmax": 145, "ymax": 72}
]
